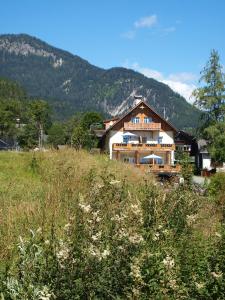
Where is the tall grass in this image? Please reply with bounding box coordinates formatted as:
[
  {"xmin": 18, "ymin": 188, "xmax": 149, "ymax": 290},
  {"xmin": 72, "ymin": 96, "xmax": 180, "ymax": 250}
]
[{"xmin": 0, "ymin": 149, "xmax": 224, "ymax": 299}]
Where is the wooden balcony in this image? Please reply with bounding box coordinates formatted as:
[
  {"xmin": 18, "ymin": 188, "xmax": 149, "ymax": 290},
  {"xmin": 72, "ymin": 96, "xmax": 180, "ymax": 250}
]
[
  {"xmin": 136, "ymin": 164, "xmax": 181, "ymax": 173},
  {"xmin": 124, "ymin": 122, "xmax": 161, "ymax": 131},
  {"xmin": 113, "ymin": 143, "xmax": 175, "ymax": 151}
]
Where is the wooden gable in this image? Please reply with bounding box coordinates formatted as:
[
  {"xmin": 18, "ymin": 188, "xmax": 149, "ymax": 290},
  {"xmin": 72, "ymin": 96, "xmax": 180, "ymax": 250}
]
[{"xmin": 108, "ymin": 101, "xmax": 177, "ymax": 133}]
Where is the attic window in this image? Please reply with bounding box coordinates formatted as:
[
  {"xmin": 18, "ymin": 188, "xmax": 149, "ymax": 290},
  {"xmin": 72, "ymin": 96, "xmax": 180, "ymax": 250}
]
[
  {"xmin": 131, "ymin": 117, "xmax": 140, "ymax": 124},
  {"xmin": 144, "ymin": 117, "xmax": 152, "ymax": 123}
]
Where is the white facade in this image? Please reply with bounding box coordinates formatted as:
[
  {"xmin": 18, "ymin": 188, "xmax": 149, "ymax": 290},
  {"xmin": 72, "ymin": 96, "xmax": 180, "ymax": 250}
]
[
  {"xmin": 202, "ymin": 153, "xmax": 211, "ymax": 170},
  {"xmin": 106, "ymin": 129, "xmax": 175, "ymax": 161}
]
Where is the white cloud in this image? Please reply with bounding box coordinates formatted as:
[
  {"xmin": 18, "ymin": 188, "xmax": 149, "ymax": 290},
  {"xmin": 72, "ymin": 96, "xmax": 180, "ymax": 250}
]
[
  {"xmin": 134, "ymin": 15, "xmax": 157, "ymax": 28},
  {"xmin": 122, "ymin": 14, "xmax": 177, "ymax": 39},
  {"xmin": 124, "ymin": 62, "xmax": 196, "ymax": 103},
  {"xmin": 168, "ymin": 72, "xmax": 197, "ymax": 82}
]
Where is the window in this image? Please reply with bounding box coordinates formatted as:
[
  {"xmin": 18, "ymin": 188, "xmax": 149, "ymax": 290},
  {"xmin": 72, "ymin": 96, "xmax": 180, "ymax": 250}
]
[
  {"xmin": 123, "ymin": 136, "xmax": 130, "ymax": 144},
  {"xmin": 158, "ymin": 136, "xmax": 163, "ymax": 144},
  {"xmin": 142, "ymin": 137, "xmax": 147, "ymax": 144},
  {"xmin": 131, "ymin": 117, "xmax": 140, "ymax": 124},
  {"xmin": 144, "ymin": 117, "xmax": 152, "ymax": 123}
]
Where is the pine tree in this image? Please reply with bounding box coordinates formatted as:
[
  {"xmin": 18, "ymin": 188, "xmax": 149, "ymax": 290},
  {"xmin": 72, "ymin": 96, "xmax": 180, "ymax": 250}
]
[
  {"xmin": 193, "ymin": 49, "xmax": 225, "ymax": 124},
  {"xmin": 193, "ymin": 50, "xmax": 225, "ymax": 163}
]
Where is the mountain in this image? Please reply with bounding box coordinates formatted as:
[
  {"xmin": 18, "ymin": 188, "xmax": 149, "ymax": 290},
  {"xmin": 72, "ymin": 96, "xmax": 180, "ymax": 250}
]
[{"xmin": 0, "ymin": 34, "xmax": 200, "ymax": 129}]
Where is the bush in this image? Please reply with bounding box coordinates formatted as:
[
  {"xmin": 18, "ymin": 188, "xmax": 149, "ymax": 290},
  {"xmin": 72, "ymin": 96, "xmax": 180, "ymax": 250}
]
[{"xmin": 208, "ymin": 172, "xmax": 225, "ymax": 205}]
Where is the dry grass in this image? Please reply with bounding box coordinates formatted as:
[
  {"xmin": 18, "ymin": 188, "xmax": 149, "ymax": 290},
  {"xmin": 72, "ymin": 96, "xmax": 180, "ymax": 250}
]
[
  {"xmin": 0, "ymin": 149, "xmax": 221, "ymax": 266},
  {"xmin": 0, "ymin": 149, "xmax": 153, "ymax": 263}
]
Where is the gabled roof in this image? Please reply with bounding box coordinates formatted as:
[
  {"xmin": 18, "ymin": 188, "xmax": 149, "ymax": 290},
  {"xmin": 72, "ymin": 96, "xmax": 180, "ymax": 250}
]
[{"xmin": 103, "ymin": 100, "xmax": 178, "ymax": 135}]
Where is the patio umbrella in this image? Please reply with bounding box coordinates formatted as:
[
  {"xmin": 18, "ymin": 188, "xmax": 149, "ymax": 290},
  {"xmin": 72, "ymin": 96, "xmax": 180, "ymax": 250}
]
[
  {"xmin": 143, "ymin": 154, "xmax": 162, "ymax": 165},
  {"xmin": 122, "ymin": 132, "xmax": 137, "ymax": 136}
]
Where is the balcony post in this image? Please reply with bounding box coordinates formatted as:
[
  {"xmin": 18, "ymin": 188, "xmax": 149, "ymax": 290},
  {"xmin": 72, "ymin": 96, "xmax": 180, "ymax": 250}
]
[
  {"xmin": 135, "ymin": 151, "xmax": 140, "ymax": 164},
  {"xmin": 166, "ymin": 151, "xmax": 171, "ymax": 165},
  {"xmin": 116, "ymin": 150, "xmax": 121, "ymax": 160}
]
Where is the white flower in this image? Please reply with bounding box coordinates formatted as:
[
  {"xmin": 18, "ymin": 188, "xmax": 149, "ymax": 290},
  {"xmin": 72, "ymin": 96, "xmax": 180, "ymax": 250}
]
[
  {"xmin": 39, "ymin": 286, "xmax": 53, "ymax": 300},
  {"xmin": 162, "ymin": 255, "xmax": 175, "ymax": 269},
  {"xmin": 101, "ymin": 249, "xmax": 110, "ymax": 258},
  {"xmin": 186, "ymin": 214, "xmax": 197, "ymax": 226},
  {"xmin": 128, "ymin": 233, "xmax": 144, "ymax": 244},
  {"xmin": 211, "ymin": 271, "xmax": 223, "ymax": 279},
  {"xmin": 36, "ymin": 227, "xmax": 42, "ymax": 234},
  {"xmin": 56, "ymin": 242, "xmax": 69, "ymax": 261},
  {"xmin": 96, "ymin": 216, "xmax": 102, "ymax": 223},
  {"xmin": 111, "ymin": 214, "xmax": 127, "ymax": 222},
  {"xmin": 169, "ymin": 279, "xmax": 177, "ymax": 289},
  {"xmin": 153, "ymin": 232, "xmax": 160, "ymax": 241},
  {"xmin": 130, "ymin": 204, "xmax": 142, "ymax": 215},
  {"xmin": 79, "ymin": 203, "xmax": 91, "ymax": 213},
  {"xmin": 215, "ymin": 232, "xmax": 222, "ymax": 238},
  {"xmin": 117, "ymin": 228, "xmax": 129, "ymax": 239},
  {"xmin": 195, "ymin": 282, "xmax": 205, "ymax": 289},
  {"xmin": 91, "ymin": 231, "xmax": 102, "ymax": 241},
  {"xmin": 109, "ymin": 180, "xmax": 121, "ymax": 185},
  {"xmin": 64, "ymin": 223, "xmax": 71, "ymax": 231}
]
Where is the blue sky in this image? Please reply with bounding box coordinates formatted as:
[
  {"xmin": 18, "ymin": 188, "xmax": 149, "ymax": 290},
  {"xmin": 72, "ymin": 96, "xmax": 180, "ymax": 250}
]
[{"xmin": 1, "ymin": 0, "xmax": 225, "ymax": 101}]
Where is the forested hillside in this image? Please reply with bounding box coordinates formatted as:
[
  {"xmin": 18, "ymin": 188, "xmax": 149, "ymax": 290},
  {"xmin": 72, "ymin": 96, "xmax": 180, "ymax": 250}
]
[{"xmin": 0, "ymin": 34, "xmax": 200, "ymax": 129}]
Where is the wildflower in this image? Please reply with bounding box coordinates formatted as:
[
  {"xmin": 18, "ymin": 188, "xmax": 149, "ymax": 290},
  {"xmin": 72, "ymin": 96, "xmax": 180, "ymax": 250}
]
[
  {"xmin": 109, "ymin": 180, "xmax": 121, "ymax": 185},
  {"xmin": 39, "ymin": 286, "xmax": 53, "ymax": 300},
  {"xmin": 153, "ymin": 232, "xmax": 160, "ymax": 241},
  {"xmin": 128, "ymin": 233, "xmax": 144, "ymax": 244},
  {"xmin": 64, "ymin": 223, "xmax": 71, "ymax": 231},
  {"xmin": 36, "ymin": 227, "xmax": 42, "ymax": 234},
  {"xmin": 168, "ymin": 279, "xmax": 177, "ymax": 290},
  {"xmin": 88, "ymin": 244, "xmax": 101, "ymax": 260},
  {"xmin": 215, "ymin": 232, "xmax": 222, "ymax": 238},
  {"xmin": 101, "ymin": 249, "xmax": 110, "ymax": 258},
  {"xmin": 162, "ymin": 255, "xmax": 175, "ymax": 269},
  {"xmin": 111, "ymin": 214, "xmax": 125, "ymax": 222},
  {"xmin": 96, "ymin": 216, "xmax": 102, "ymax": 223},
  {"xmin": 93, "ymin": 210, "xmax": 100, "ymax": 217},
  {"xmin": 162, "ymin": 229, "xmax": 169, "ymax": 236},
  {"xmin": 130, "ymin": 204, "xmax": 142, "ymax": 215},
  {"xmin": 130, "ymin": 258, "xmax": 143, "ymax": 285},
  {"xmin": 195, "ymin": 282, "xmax": 205, "ymax": 290},
  {"xmin": 56, "ymin": 242, "xmax": 69, "ymax": 261},
  {"xmin": 91, "ymin": 231, "xmax": 102, "ymax": 241},
  {"xmin": 130, "ymin": 263, "xmax": 142, "ymax": 281},
  {"xmin": 211, "ymin": 271, "xmax": 223, "ymax": 279},
  {"xmin": 186, "ymin": 214, "xmax": 197, "ymax": 226},
  {"xmin": 79, "ymin": 203, "xmax": 91, "ymax": 213}
]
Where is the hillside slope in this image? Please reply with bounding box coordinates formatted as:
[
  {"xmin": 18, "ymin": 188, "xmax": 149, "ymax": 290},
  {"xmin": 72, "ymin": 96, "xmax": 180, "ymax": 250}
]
[{"xmin": 0, "ymin": 34, "xmax": 200, "ymax": 128}]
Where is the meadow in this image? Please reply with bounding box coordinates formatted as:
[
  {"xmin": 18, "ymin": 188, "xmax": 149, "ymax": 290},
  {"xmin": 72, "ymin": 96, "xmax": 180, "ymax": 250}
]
[{"xmin": 0, "ymin": 150, "xmax": 224, "ymax": 299}]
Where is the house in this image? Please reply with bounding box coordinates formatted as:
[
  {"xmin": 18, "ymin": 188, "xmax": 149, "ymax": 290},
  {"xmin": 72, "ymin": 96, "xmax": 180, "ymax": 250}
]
[
  {"xmin": 101, "ymin": 98, "xmax": 181, "ymax": 174},
  {"xmin": 196, "ymin": 139, "xmax": 212, "ymax": 171},
  {"xmin": 175, "ymin": 130, "xmax": 199, "ymax": 165}
]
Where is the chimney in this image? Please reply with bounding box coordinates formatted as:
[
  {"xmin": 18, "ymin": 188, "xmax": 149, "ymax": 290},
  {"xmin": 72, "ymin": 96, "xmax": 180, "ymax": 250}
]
[{"xmin": 134, "ymin": 95, "xmax": 143, "ymax": 106}]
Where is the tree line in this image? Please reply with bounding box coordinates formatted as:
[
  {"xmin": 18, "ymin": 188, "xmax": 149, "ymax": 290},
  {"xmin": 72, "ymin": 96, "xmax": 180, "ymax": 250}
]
[{"xmin": 0, "ymin": 78, "xmax": 103, "ymax": 150}]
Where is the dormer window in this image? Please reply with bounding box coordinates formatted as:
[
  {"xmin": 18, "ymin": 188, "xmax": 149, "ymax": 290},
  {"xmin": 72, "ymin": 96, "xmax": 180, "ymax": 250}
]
[
  {"xmin": 144, "ymin": 117, "xmax": 152, "ymax": 123},
  {"xmin": 131, "ymin": 117, "xmax": 140, "ymax": 124}
]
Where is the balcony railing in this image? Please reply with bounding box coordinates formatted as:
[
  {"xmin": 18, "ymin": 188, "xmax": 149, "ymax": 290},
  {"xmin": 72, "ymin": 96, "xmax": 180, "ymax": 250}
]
[
  {"xmin": 124, "ymin": 122, "xmax": 161, "ymax": 131},
  {"xmin": 136, "ymin": 164, "xmax": 181, "ymax": 173},
  {"xmin": 113, "ymin": 143, "xmax": 175, "ymax": 151}
]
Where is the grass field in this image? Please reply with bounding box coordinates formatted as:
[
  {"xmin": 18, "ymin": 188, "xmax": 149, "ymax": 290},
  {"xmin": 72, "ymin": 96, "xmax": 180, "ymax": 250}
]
[
  {"xmin": 0, "ymin": 149, "xmax": 150, "ymax": 263},
  {"xmin": 0, "ymin": 149, "xmax": 223, "ymax": 299}
]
